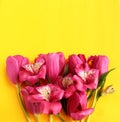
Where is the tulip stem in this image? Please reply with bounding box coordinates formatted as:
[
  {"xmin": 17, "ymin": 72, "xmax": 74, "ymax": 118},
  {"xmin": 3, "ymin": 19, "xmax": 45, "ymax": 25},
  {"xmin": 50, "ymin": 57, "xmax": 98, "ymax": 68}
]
[
  {"xmin": 57, "ymin": 114, "xmax": 65, "ymax": 122},
  {"xmin": 50, "ymin": 115, "xmax": 53, "ymax": 122},
  {"xmin": 16, "ymin": 84, "xmax": 31, "ymax": 122},
  {"xmin": 35, "ymin": 114, "xmax": 40, "ymax": 122},
  {"xmin": 86, "ymin": 89, "xmax": 98, "ymax": 122}
]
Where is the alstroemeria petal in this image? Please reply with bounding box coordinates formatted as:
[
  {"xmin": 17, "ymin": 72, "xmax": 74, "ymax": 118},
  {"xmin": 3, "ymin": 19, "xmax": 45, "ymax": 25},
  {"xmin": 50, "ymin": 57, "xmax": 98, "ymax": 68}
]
[
  {"xmin": 68, "ymin": 54, "xmax": 83, "ymax": 73},
  {"xmin": 30, "ymin": 94, "xmax": 44, "ymax": 101},
  {"xmin": 38, "ymin": 65, "xmax": 46, "ymax": 79},
  {"xmin": 21, "ymin": 88, "xmax": 42, "ymax": 114},
  {"xmin": 40, "ymin": 101, "xmax": 62, "ymax": 114},
  {"xmin": 19, "ymin": 70, "xmax": 39, "ymax": 84},
  {"xmin": 76, "ymin": 68, "xmax": 99, "ymax": 89},
  {"xmin": 78, "ymin": 54, "xmax": 86, "ymax": 63},
  {"xmin": 64, "ymin": 85, "xmax": 76, "ymax": 98},
  {"xmin": 73, "ymin": 75, "xmax": 85, "ymax": 91},
  {"xmin": 35, "ymin": 54, "xmax": 45, "ymax": 65},
  {"xmin": 85, "ymin": 69, "xmax": 99, "ymax": 89},
  {"xmin": 49, "ymin": 84, "xmax": 64, "ymax": 102}
]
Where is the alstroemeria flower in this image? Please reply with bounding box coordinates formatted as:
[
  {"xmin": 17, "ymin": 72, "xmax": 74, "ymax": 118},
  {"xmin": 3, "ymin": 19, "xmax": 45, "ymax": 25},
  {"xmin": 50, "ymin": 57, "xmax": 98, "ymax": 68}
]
[
  {"xmin": 88, "ymin": 55, "xmax": 109, "ymax": 76},
  {"xmin": 19, "ymin": 55, "xmax": 46, "ymax": 84},
  {"xmin": 75, "ymin": 64, "xmax": 99, "ymax": 89},
  {"xmin": 21, "ymin": 86, "xmax": 41, "ymax": 114},
  {"xmin": 6, "ymin": 55, "xmax": 29, "ymax": 84},
  {"xmin": 56, "ymin": 74, "xmax": 85, "ymax": 98},
  {"xmin": 68, "ymin": 54, "xmax": 86, "ymax": 74},
  {"xmin": 67, "ymin": 92, "xmax": 94, "ymax": 120},
  {"xmin": 43, "ymin": 52, "xmax": 65, "ymax": 82},
  {"xmin": 21, "ymin": 84, "xmax": 64, "ymax": 115}
]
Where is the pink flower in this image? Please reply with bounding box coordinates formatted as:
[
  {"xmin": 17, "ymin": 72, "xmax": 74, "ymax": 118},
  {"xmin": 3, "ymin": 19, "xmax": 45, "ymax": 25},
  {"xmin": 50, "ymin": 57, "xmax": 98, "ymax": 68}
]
[
  {"xmin": 43, "ymin": 52, "xmax": 65, "ymax": 82},
  {"xmin": 67, "ymin": 92, "xmax": 94, "ymax": 120},
  {"xmin": 68, "ymin": 54, "xmax": 86, "ymax": 74},
  {"xmin": 55, "ymin": 74, "xmax": 85, "ymax": 98},
  {"xmin": 19, "ymin": 55, "xmax": 46, "ymax": 84},
  {"xmin": 75, "ymin": 65, "xmax": 99, "ymax": 89},
  {"xmin": 6, "ymin": 55, "xmax": 29, "ymax": 84},
  {"xmin": 88, "ymin": 55, "xmax": 109, "ymax": 76},
  {"xmin": 21, "ymin": 84, "xmax": 64, "ymax": 114},
  {"xmin": 21, "ymin": 87, "xmax": 41, "ymax": 114},
  {"xmin": 68, "ymin": 54, "xmax": 99, "ymax": 89}
]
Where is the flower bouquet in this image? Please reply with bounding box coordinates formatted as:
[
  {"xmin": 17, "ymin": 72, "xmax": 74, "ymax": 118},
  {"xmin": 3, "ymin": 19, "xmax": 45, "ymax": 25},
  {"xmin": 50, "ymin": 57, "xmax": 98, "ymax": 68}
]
[{"xmin": 6, "ymin": 52, "xmax": 114, "ymax": 122}]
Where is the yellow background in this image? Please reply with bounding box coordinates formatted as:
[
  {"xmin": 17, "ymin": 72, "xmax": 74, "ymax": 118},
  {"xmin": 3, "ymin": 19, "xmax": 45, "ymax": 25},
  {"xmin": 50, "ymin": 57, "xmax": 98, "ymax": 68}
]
[{"xmin": 0, "ymin": 0, "xmax": 120, "ymax": 122}]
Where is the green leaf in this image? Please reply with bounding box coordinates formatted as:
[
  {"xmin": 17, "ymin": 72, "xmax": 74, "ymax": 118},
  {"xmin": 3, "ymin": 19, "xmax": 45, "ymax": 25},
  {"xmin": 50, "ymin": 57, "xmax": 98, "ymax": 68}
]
[
  {"xmin": 98, "ymin": 68, "xmax": 115, "ymax": 88},
  {"xmin": 97, "ymin": 68, "xmax": 115, "ymax": 99},
  {"xmin": 87, "ymin": 90, "xmax": 94, "ymax": 101},
  {"xmin": 63, "ymin": 64, "xmax": 69, "ymax": 76}
]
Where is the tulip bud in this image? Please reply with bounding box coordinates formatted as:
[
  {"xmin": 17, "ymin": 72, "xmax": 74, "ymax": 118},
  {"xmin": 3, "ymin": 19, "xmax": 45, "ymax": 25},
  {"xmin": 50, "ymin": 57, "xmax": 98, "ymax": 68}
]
[{"xmin": 102, "ymin": 85, "xmax": 115, "ymax": 95}]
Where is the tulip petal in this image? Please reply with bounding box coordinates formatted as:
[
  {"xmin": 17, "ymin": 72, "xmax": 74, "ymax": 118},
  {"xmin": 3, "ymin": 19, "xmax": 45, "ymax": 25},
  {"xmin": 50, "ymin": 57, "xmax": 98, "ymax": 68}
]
[
  {"xmin": 73, "ymin": 75, "xmax": 85, "ymax": 91},
  {"xmin": 78, "ymin": 92, "xmax": 87, "ymax": 110},
  {"xmin": 70, "ymin": 108, "xmax": 94, "ymax": 120},
  {"xmin": 40, "ymin": 101, "xmax": 62, "ymax": 114},
  {"xmin": 88, "ymin": 55, "xmax": 109, "ymax": 76},
  {"xmin": 44, "ymin": 53, "xmax": 60, "ymax": 81},
  {"xmin": 14, "ymin": 55, "xmax": 29, "ymax": 66},
  {"xmin": 57, "ymin": 52, "xmax": 65, "ymax": 73},
  {"xmin": 6, "ymin": 56, "xmax": 19, "ymax": 84},
  {"xmin": 67, "ymin": 92, "xmax": 81, "ymax": 115}
]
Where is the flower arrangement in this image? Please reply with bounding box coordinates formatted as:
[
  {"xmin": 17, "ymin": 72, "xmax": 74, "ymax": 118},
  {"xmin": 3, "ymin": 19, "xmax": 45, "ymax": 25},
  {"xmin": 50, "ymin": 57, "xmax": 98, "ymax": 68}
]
[{"xmin": 6, "ymin": 52, "xmax": 114, "ymax": 122}]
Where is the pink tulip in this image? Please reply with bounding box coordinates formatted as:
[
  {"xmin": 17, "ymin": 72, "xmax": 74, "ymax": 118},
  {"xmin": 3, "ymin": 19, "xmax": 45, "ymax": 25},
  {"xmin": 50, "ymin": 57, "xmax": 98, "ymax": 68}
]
[
  {"xmin": 88, "ymin": 55, "xmax": 109, "ymax": 75},
  {"xmin": 67, "ymin": 92, "xmax": 94, "ymax": 120},
  {"xmin": 68, "ymin": 54, "xmax": 86, "ymax": 74},
  {"xmin": 19, "ymin": 55, "xmax": 46, "ymax": 84},
  {"xmin": 21, "ymin": 84, "xmax": 64, "ymax": 114},
  {"xmin": 6, "ymin": 55, "xmax": 29, "ymax": 84},
  {"xmin": 43, "ymin": 52, "xmax": 65, "ymax": 82}
]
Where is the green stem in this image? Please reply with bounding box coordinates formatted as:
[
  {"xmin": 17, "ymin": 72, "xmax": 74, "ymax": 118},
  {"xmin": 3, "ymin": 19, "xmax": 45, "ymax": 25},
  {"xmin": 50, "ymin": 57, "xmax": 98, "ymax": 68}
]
[
  {"xmin": 35, "ymin": 114, "xmax": 40, "ymax": 122},
  {"xmin": 87, "ymin": 90, "xmax": 94, "ymax": 101},
  {"xmin": 57, "ymin": 114, "xmax": 65, "ymax": 122},
  {"xmin": 50, "ymin": 115, "xmax": 53, "ymax": 122},
  {"xmin": 86, "ymin": 89, "xmax": 98, "ymax": 122},
  {"xmin": 16, "ymin": 84, "xmax": 31, "ymax": 122}
]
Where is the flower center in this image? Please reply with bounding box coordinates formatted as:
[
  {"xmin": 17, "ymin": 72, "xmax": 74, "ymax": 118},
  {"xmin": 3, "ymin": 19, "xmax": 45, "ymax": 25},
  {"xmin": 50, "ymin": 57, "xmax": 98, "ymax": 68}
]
[
  {"xmin": 33, "ymin": 62, "xmax": 42, "ymax": 73},
  {"xmin": 79, "ymin": 70, "xmax": 94, "ymax": 82},
  {"xmin": 23, "ymin": 62, "xmax": 42, "ymax": 74},
  {"xmin": 62, "ymin": 77, "xmax": 73, "ymax": 88},
  {"xmin": 38, "ymin": 86, "xmax": 51, "ymax": 101}
]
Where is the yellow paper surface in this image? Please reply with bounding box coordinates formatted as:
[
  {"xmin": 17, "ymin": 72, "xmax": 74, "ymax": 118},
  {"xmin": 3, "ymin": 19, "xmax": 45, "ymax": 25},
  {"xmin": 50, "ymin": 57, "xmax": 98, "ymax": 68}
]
[{"xmin": 0, "ymin": 0, "xmax": 120, "ymax": 122}]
